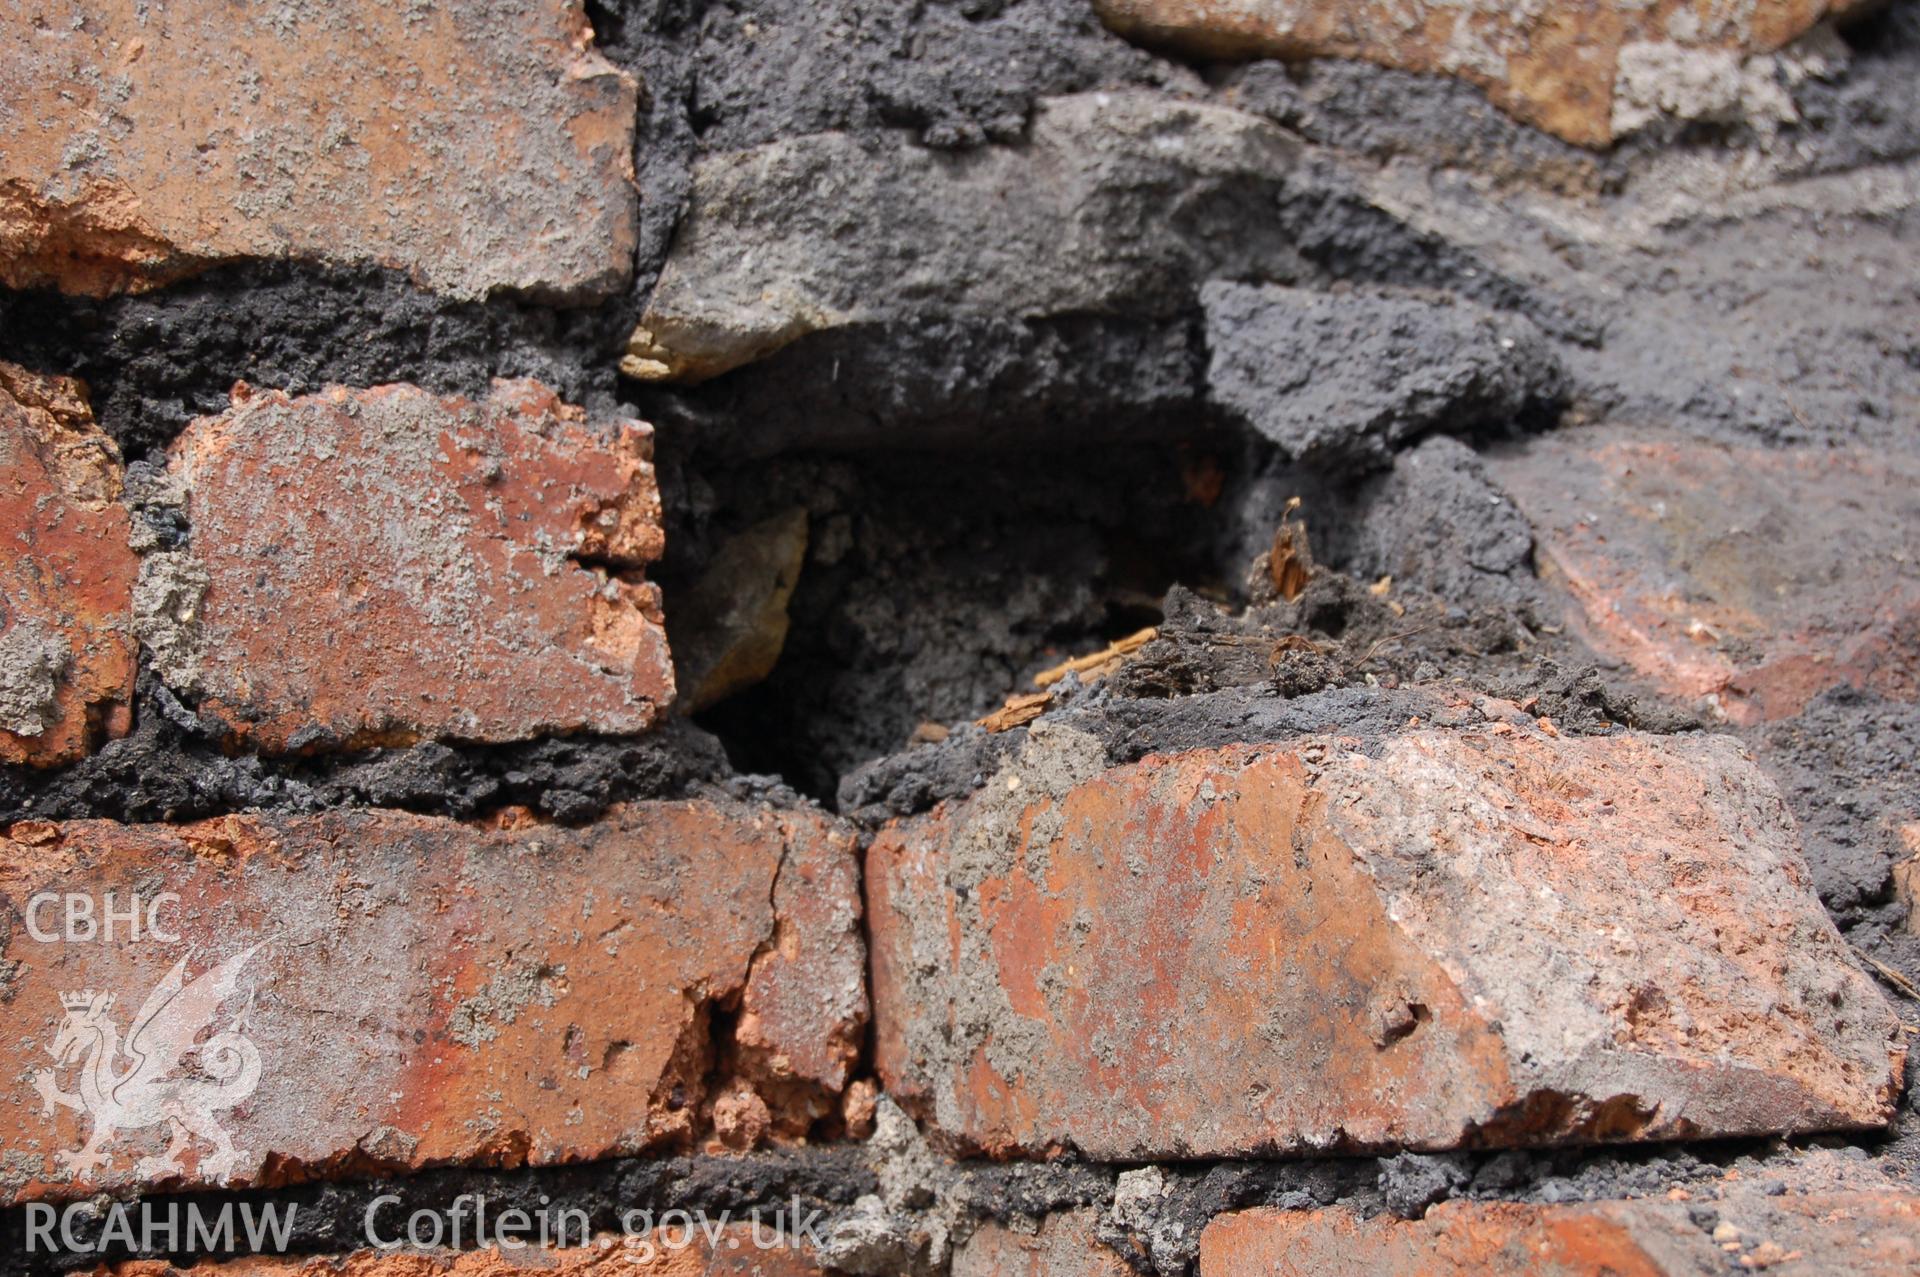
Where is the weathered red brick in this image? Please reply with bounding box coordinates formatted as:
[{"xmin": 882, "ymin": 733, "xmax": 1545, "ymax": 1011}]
[
  {"xmin": 1200, "ymin": 1191, "xmax": 1920, "ymax": 1276},
  {"xmin": 146, "ymin": 381, "xmax": 672, "ymax": 751},
  {"xmin": 734, "ymin": 807, "xmax": 868, "ymax": 1104},
  {"xmin": 954, "ymin": 1210, "xmax": 1133, "ymax": 1277},
  {"xmin": 0, "ymin": 1, "xmax": 636, "ymax": 300},
  {"xmin": 1093, "ymin": 0, "xmax": 1864, "ymax": 148},
  {"xmin": 0, "ymin": 361, "xmax": 138, "ymax": 767},
  {"xmin": 0, "ymin": 800, "xmax": 865, "ymax": 1203},
  {"xmin": 867, "ymin": 713, "xmax": 1903, "ymax": 1160},
  {"xmin": 1494, "ymin": 428, "xmax": 1920, "ymax": 724},
  {"xmin": 104, "ymin": 1232, "xmax": 828, "ymax": 1277}
]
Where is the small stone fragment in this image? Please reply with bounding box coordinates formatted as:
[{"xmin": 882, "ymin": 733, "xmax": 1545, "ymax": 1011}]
[{"xmin": 671, "ymin": 507, "xmax": 809, "ymax": 712}]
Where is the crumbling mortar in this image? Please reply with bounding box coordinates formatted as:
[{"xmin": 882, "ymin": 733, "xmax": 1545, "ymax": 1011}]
[
  {"xmin": 0, "ymin": 262, "xmax": 642, "ymax": 466},
  {"xmin": 0, "ymin": 662, "xmax": 733, "ymax": 827},
  {"xmin": 6, "ymin": 1121, "xmax": 1910, "ymax": 1277}
]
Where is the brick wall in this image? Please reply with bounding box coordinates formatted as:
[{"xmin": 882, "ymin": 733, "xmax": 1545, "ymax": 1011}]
[{"xmin": 3, "ymin": 2, "xmax": 1918, "ymax": 1275}]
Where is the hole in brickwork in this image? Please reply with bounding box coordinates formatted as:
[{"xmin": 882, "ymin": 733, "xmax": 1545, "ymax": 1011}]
[
  {"xmin": 1839, "ymin": 0, "xmax": 1920, "ymax": 56},
  {"xmin": 657, "ymin": 436, "xmax": 1253, "ymax": 799}
]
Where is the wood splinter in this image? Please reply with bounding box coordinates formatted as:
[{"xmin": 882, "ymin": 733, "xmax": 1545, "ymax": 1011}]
[
  {"xmin": 1270, "ymin": 496, "xmax": 1313, "ymax": 602},
  {"xmin": 979, "ymin": 691, "xmax": 1053, "ymax": 733},
  {"xmin": 1033, "ymin": 626, "xmax": 1159, "ymax": 689}
]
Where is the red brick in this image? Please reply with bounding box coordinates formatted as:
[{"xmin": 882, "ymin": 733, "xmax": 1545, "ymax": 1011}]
[
  {"xmin": 1092, "ymin": 0, "xmax": 1865, "ymax": 147},
  {"xmin": 1199, "ymin": 1191, "xmax": 1920, "ymax": 1276},
  {"xmin": 0, "ymin": 1, "xmax": 636, "ymax": 300},
  {"xmin": 105, "ymin": 1231, "xmax": 828, "ymax": 1277},
  {"xmin": 954, "ymin": 1211, "xmax": 1133, "ymax": 1277},
  {"xmin": 1494, "ymin": 428, "xmax": 1920, "ymax": 724},
  {"xmin": 867, "ymin": 715, "xmax": 1903, "ymax": 1160},
  {"xmin": 0, "ymin": 800, "xmax": 865, "ymax": 1203},
  {"xmin": 148, "ymin": 381, "xmax": 672, "ymax": 751},
  {"xmin": 0, "ymin": 361, "xmax": 138, "ymax": 766},
  {"xmin": 734, "ymin": 809, "xmax": 868, "ymax": 1103}
]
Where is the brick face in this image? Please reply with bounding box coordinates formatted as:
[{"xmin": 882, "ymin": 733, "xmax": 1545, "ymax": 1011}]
[
  {"xmin": 147, "ymin": 380, "xmax": 672, "ymax": 752},
  {"xmin": 0, "ymin": 801, "xmax": 864, "ymax": 1203},
  {"xmin": 1494, "ymin": 429, "xmax": 1920, "ymax": 724},
  {"xmin": 0, "ymin": 361, "xmax": 138, "ymax": 767},
  {"xmin": 735, "ymin": 810, "xmax": 869, "ymax": 1100},
  {"xmin": 1199, "ymin": 1193, "xmax": 1920, "ymax": 1276},
  {"xmin": 106, "ymin": 1234, "xmax": 829, "ymax": 1277},
  {"xmin": 0, "ymin": 0, "xmax": 637, "ymax": 300},
  {"xmin": 953, "ymin": 1211, "xmax": 1133, "ymax": 1277},
  {"xmin": 867, "ymin": 716, "xmax": 1903, "ymax": 1160},
  {"xmin": 1090, "ymin": 0, "xmax": 1867, "ymax": 147}
]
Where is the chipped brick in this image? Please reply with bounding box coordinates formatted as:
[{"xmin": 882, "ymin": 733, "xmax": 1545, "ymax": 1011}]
[
  {"xmin": 1494, "ymin": 428, "xmax": 1920, "ymax": 724},
  {"xmin": 0, "ymin": 361, "xmax": 137, "ymax": 767},
  {"xmin": 1092, "ymin": 0, "xmax": 1865, "ymax": 147},
  {"xmin": 1200, "ymin": 1191, "xmax": 1920, "ymax": 1276},
  {"xmin": 149, "ymin": 380, "xmax": 672, "ymax": 752},
  {"xmin": 0, "ymin": 0, "xmax": 636, "ymax": 300},
  {"xmin": 0, "ymin": 800, "xmax": 864, "ymax": 1203},
  {"xmin": 867, "ymin": 716, "xmax": 1903, "ymax": 1159}
]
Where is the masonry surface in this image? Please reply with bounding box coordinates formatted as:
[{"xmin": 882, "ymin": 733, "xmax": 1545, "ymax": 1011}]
[{"xmin": 1, "ymin": 1, "xmax": 1918, "ymax": 1275}]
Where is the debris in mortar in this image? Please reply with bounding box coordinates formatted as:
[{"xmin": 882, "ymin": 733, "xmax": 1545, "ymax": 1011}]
[
  {"xmin": 1862, "ymin": 952, "xmax": 1920, "ymax": 1002},
  {"xmin": 1033, "ymin": 626, "xmax": 1159, "ymax": 689},
  {"xmin": 675, "ymin": 440, "xmax": 1232, "ymax": 793},
  {"xmin": 978, "ymin": 691, "xmax": 1055, "ymax": 734},
  {"xmin": 816, "ymin": 1098, "xmax": 976, "ymax": 1277},
  {"xmin": 1263, "ymin": 496, "xmax": 1315, "ymax": 602},
  {"xmin": 1377, "ymin": 1152, "xmax": 1474, "ymax": 1219},
  {"xmin": 1311, "ymin": 434, "xmax": 1546, "ymax": 615},
  {"xmin": 846, "ymin": 529, "xmax": 1692, "ymax": 828},
  {"xmin": 1352, "ymin": 621, "xmax": 1437, "ymax": 672},
  {"xmin": 1898, "ymin": 842, "xmax": 1920, "ymax": 937}
]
